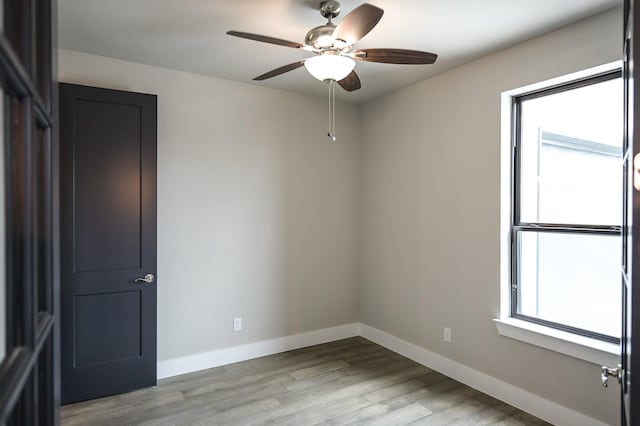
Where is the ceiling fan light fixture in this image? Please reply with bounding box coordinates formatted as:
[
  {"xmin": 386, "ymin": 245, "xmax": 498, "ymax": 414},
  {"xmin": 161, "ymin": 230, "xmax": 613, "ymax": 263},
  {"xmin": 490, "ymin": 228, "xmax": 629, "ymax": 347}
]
[
  {"xmin": 304, "ymin": 54, "xmax": 355, "ymax": 82},
  {"xmin": 333, "ymin": 39, "xmax": 348, "ymax": 49}
]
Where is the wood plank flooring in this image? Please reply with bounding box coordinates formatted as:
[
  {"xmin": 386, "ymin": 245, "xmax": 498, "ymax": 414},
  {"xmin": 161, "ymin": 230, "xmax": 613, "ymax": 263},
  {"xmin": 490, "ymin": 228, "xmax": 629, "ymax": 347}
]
[{"xmin": 61, "ymin": 337, "xmax": 550, "ymax": 425}]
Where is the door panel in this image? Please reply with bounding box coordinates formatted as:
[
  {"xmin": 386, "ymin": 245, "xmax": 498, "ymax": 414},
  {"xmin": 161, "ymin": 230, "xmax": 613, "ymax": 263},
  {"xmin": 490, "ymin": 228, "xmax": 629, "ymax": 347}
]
[
  {"xmin": 74, "ymin": 100, "xmax": 142, "ymax": 272},
  {"xmin": 74, "ymin": 290, "xmax": 142, "ymax": 366},
  {"xmin": 60, "ymin": 83, "xmax": 157, "ymax": 404},
  {"xmin": 623, "ymin": 0, "xmax": 639, "ymax": 423}
]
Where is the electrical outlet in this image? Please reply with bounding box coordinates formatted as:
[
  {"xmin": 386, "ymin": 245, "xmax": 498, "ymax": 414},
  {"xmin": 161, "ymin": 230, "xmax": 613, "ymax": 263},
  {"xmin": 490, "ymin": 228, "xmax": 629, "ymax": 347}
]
[
  {"xmin": 443, "ymin": 327, "xmax": 452, "ymax": 343},
  {"xmin": 233, "ymin": 317, "xmax": 242, "ymax": 332}
]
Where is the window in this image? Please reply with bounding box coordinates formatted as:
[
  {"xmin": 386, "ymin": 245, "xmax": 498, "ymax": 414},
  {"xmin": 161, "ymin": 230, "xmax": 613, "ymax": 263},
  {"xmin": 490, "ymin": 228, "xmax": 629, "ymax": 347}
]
[{"xmin": 510, "ymin": 70, "xmax": 622, "ymax": 344}]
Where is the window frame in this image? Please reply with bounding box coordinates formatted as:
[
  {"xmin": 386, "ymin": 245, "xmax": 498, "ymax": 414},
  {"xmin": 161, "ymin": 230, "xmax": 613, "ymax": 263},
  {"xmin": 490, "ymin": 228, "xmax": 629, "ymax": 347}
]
[{"xmin": 509, "ymin": 68, "xmax": 622, "ymax": 345}]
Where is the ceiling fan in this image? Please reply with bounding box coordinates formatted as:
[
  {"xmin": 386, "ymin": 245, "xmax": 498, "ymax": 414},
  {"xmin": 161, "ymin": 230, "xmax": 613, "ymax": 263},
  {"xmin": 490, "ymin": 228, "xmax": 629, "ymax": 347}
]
[{"xmin": 226, "ymin": 1, "xmax": 438, "ymax": 92}]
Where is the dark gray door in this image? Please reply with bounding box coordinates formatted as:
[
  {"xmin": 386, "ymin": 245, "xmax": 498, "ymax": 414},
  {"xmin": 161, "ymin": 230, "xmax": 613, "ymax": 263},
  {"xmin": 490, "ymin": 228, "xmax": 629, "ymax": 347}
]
[
  {"xmin": 623, "ymin": 0, "xmax": 639, "ymax": 423},
  {"xmin": 59, "ymin": 83, "xmax": 157, "ymax": 404}
]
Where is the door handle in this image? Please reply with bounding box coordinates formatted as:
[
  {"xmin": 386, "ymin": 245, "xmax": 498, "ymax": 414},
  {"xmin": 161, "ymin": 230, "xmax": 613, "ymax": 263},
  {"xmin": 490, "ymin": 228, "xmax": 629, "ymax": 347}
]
[
  {"xmin": 134, "ymin": 273, "xmax": 155, "ymax": 284},
  {"xmin": 601, "ymin": 365, "xmax": 622, "ymax": 387}
]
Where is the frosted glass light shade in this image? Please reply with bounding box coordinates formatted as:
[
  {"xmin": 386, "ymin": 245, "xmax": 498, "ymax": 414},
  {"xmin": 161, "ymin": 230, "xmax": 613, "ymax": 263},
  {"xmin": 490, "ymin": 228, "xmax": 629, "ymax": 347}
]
[{"xmin": 304, "ymin": 54, "xmax": 356, "ymax": 82}]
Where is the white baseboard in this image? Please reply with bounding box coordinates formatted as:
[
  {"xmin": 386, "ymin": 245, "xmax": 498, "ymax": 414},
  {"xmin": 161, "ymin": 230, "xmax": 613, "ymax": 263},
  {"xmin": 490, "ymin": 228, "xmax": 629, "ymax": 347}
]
[
  {"xmin": 359, "ymin": 324, "xmax": 609, "ymax": 426},
  {"xmin": 157, "ymin": 322, "xmax": 607, "ymax": 426},
  {"xmin": 157, "ymin": 323, "xmax": 360, "ymax": 379}
]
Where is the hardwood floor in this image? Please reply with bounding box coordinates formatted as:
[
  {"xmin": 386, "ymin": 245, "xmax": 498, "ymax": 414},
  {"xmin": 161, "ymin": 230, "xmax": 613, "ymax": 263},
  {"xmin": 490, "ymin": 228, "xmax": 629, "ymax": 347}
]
[{"xmin": 61, "ymin": 337, "xmax": 549, "ymax": 425}]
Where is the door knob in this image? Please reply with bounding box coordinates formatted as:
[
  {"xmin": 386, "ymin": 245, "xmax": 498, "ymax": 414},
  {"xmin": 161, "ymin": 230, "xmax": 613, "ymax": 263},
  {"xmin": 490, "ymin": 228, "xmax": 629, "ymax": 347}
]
[
  {"xmin": 601, "ymin": 365, "xmax": 621, "ymax": 387},
  {"xmin": 134, "ymin": 273, "xmax": 155, "ymax": 284}
]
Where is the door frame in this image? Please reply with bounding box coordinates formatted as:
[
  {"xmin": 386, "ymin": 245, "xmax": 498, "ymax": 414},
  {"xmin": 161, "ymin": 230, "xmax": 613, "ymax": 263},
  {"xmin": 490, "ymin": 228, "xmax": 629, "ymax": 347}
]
[
  {"xmin": 0, "ymin": 0, "xmax": 59, "ymax": 424},
  {"xmin": 623, "ymin": 0, "xmax": 640, "ymax": 423}
]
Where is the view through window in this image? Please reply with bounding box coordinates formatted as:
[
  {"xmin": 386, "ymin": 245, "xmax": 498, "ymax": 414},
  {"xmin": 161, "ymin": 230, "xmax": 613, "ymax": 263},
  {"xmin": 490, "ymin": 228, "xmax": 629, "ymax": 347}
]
[{"xmin": 512, "ymin": 71, "xmax": 622, "ymax": 342}]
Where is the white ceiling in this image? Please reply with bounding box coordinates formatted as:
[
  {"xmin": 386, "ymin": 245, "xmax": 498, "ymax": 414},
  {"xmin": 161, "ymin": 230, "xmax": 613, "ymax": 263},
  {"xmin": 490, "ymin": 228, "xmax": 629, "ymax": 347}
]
[{"xmin": 58, "ymin": 0, "xmax": 621, "ymax": 103}]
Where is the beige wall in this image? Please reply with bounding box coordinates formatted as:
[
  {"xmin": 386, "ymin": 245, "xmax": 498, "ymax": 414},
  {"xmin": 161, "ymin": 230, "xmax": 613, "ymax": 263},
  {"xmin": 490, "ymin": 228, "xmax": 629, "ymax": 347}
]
[
  {"xmin": 358, "ymin": 7, "xmax": 621, "ymax": 425},
  {"xmin": 58, "ymin": 49, "xmax": 361, "ymax": 361}
]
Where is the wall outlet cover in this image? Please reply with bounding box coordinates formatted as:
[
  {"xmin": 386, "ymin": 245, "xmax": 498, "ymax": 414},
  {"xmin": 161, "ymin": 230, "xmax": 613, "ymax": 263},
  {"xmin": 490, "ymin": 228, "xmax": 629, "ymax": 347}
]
[
  {"xmin": 443, "ymin": 327, "xmax": 452, "ymax": 343},
  {"xmin": 233, "ymin": 317, "xmax": 242, "ymax": 332}
]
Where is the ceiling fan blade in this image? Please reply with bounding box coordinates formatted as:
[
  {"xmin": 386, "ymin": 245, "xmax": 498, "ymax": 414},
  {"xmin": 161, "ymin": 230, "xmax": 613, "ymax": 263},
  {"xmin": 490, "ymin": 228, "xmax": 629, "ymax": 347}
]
[
  {"xmin": 253, "ymin": 60, "xmax": 306, "ymax": 81},
  {"xmin": 332, "ymin": 3, "xmax": 384, "ymax": 45},
  {"xmin": 338, "ymin": 70, "xmax": 361, "ymax": 92},
  {"xmin": 353, "ymin": 48, "xmax": 438, "ymax": 65},
  {"xmin": 227, "ymin": 31, "xmax": 304, "ymax": 49}
]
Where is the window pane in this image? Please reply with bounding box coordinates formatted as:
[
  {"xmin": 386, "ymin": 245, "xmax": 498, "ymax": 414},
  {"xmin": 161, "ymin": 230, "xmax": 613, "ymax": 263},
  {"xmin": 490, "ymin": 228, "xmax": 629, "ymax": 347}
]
[
  {"xmin": 519, "ymin": 77, "xmax": 622, "ymax": 225},
  {"xmin": 517, "ymin": 231, "xmax": 621, "ymax": 338}
]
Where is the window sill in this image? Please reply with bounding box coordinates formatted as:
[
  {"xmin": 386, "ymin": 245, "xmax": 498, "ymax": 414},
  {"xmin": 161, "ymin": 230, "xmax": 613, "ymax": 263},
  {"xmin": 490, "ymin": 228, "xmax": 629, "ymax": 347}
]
[{"xmin": 494, "ymin": 318, "xmax": 619, "ymax": 366}]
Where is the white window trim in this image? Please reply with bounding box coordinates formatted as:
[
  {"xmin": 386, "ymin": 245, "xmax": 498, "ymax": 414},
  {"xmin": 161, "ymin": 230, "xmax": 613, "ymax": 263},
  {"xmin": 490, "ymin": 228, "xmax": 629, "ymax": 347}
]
[
  {"xmin": 496, "ymin": 61, "xmax": 622, "ymax": 367},
  {"xmin": 494, "ymin": 318, "xmax": 619, "ymax": 367}
]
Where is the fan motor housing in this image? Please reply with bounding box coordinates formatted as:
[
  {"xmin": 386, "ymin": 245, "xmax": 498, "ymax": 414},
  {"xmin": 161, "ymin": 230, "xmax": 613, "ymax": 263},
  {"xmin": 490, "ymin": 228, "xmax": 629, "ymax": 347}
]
[{"xmin": 305, "ymin": 23, "xmax": 336, "ymax": 49}]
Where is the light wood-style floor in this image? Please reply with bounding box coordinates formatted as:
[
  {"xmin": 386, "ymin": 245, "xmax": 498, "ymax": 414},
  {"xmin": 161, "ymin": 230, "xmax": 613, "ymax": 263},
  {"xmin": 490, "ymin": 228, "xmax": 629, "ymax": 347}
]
[{"xmin": 61, "ymin": 337, "xmax": 549, "ymax": 425}]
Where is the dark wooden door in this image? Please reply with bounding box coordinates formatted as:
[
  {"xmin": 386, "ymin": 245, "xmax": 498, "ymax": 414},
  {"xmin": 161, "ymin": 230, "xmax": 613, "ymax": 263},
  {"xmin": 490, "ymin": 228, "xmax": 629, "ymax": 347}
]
[
  {"xmin": 623, "ymin": 0, "xmax": 639, "ymax": 423},
  {"xmin": 59, "ymin": 83, "xmax": 157, "ymax": 404}
]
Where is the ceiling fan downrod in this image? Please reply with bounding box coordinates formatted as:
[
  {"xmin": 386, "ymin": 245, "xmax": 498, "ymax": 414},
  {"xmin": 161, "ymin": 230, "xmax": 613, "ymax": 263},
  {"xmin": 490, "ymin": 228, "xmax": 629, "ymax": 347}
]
[
  {"xmin": 305, "ymin": 1, "xmax": 341, "ymax": 49},
  {"xmin": 320, "ymin": 0, "xmax": 341, "ymax": 21}
]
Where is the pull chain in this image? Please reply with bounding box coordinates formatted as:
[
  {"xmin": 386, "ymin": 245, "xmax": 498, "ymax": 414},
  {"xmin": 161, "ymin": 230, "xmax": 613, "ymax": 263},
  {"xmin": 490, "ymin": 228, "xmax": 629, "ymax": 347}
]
[{"xmin": 328, "ymin": 79, "xmax": 336, "ymax": 142}]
